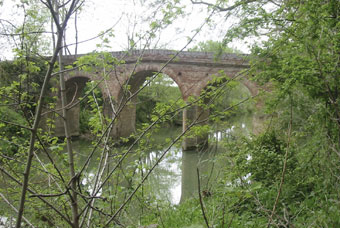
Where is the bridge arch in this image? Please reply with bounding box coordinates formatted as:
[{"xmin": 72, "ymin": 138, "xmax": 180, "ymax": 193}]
[
  {"xmin": 53, "ymin": 50, "xmax": 263, "ymax": 148},
  {"xmin": 113, "ymin": 68, "xmax": 183, "ymax": 139},
  {"xmin": 54, "ymin": 75, "xmax": 106, "ymax": 137},
  {"xmin": 181, "ymin": 74, "xmax": 260, "ymax": 149},
  {"xmin": 119, "ymin": 65, "xmax": 186, "ymax": 99}
]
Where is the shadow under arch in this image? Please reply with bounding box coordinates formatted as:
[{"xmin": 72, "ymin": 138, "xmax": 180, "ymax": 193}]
[
  {"xmin": 179, "ymin": 78, "xmax": 261, "ymax": 201},
  {"xmin": 113, "ymin": 69, "xmax": 184, "ymax": 140},
  {"xmin": 54, "ymin": 75, "xmax": 105, "ymax": 137},
  {"xmin": 200, "ymin": 74, "xmax": 265, "ymax": 141}
]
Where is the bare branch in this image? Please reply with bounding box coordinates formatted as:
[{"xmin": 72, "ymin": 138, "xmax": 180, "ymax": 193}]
[
  {"xmin": 29, "ymin": 190, "xmax": 68, "ymax": 198},
  {"xmin": 0, "ymin": 119, "xmax": 32, "ymax": 131},
  {"xmin": 15, "ymin": 1, "xmax": 82, "ymax": 226},
  {"xmin": 0, "ymin": 165, "xmax": 73, "ymax": 226},
  {"xmin": 0, "ymin": 193, "xmax": 36, "ymax": 228},
  {"xmin": 267, "ymin": 96, "xmax": 293, "ymax": 227},
  {"xmin": 191, "ymin": 0, "xmax": 257, "ymax": 12},
  {"xmin": 197, "ymin": 168, "xmax": 210, "ymax": 228}
]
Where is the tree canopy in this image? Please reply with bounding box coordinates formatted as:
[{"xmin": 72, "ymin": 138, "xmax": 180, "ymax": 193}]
[{"xmin": 0, "ymin": 0, "xmax": 339, "ymax": 227}]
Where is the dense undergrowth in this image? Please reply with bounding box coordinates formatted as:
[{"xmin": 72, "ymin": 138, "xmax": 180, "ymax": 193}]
[{"xmin": 0, "ymin": 0, "xmax": 339, "ymax": 227}]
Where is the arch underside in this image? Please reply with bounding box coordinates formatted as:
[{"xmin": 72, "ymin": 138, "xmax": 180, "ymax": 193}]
[
  {"xmin": 52, "ymin": 59, "xmax": 259, "ymax": 149},
  {"xmin": 113, "ymin": 69, "xmax": 182, "ymax": 139},
  {"xmin": 54, "ymin": 75, "xmax": 106, "ymax": 137}
]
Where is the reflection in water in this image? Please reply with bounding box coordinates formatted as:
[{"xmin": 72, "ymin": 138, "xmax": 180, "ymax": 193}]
[
  {"xmin": 0, "ymin": 115, "xmax": 253, "ymax": 227},
  {"xmin": 0, "ymin": 119, "xmax": 252, "ymax": 227},
  {"xmin": 211, "ymin": 115, "xmax": 252, "ymax": 142},
  {"xmin": 181, "ymin": 150, "xmax": 201, "ymax": 202},
  {"xmin": 156, "ymin": 148, "xmax": 182, "ymax": 204},
  {"xmin": 81, "ymin": 172, "xmax": 102, "ymax": 196},
  {"xmin": 143, "ymin": 146, "xmax": 182, "ymax": 204},
  {"xmin": 0, "ymin": 217, "xmax": 14, "ymax": 228},
  {"xmin": 68, "ymin": 115, "xmax": 252, "ymax": 206},
  {"xmin": 143, "ymin": 146, "xmax": 215, "ymax": 204}
]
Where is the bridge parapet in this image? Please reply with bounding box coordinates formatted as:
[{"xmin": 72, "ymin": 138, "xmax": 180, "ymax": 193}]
[
  {"xmin": 53, "ymin": 49, "xmax": 260, "ymax": 149},
  {"xmin": 62, "ymin": 49, "xmax": 249, "ymax": 68}
]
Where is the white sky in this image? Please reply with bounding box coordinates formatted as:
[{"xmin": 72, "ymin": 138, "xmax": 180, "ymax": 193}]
[{"xmin": 0, "ymin": 0, "xmax": 252, "ymax": 59}]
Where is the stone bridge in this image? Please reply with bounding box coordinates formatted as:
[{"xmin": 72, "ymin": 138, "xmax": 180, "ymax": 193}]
[{"xmin": 53, "ymin": 49, "xmax": 259, "ymax": 150}]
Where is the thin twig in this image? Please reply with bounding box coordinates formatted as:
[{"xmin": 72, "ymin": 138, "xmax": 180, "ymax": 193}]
[
  {"xmin": 197, "ymin": 168, "xmax": 210, "ymax": 228},
  {"xmin": 0, "ymin": 165, "xmax": 73, "ymax": 226},
  {"xmin": 0, "ymin": 193, "xmax": 36, "ymax": 228},
  {"xmin": 15, "ymin": 1, "xmax": 81, "ymax": 227},
  {"xmin": 104, "ymin": 111, "xmax": 204, "ymax": 226},
  {"xmin": 267, "ymin": 96, "xmax": 293, "ymax": 227},
  {"xmin": 191, "ymin": 0, "xmax": 257, "ymax": 12},
  {"xmin": 0, "ymin": 119, "xmax": 32, "ymax": 130}
]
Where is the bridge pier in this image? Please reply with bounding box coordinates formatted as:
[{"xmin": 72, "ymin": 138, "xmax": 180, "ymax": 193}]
[
  {"xmin": 50, "ymin": 50, "xmax": 259, "ymax": 147},
  {"xmin": 182, "ymin": 104, "xmax": 209, "ymax": 151},
  {"xmin": 54, "ymin": 100, "xmax": 81, "ymax": 137},
  {"xmin": 53, "ymin": 76, "xmax": 90, "ymax": 137},
  {"xmin": 112, "ymin": 99, "xmax": 137, "ymax": 140}
]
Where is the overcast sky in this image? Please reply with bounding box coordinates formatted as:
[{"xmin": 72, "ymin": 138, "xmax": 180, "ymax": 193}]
[{"xmin": 0, "ymin": 0, "xmax": 251, "ymax": 59}]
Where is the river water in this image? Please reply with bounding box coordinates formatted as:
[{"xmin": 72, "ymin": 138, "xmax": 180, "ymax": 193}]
[
  {"xmin": 73, "ymin": 114, "xmax": 253, "ymax": 205},
  {"xmin": 0, "ymin": 114, "xmax": 252, "ymax": 227}
]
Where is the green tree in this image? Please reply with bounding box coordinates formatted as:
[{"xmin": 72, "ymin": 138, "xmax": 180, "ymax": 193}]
[
  {"xmin": 136, "ymin": 73, "xmax": 183, "ymax": 125},
  {"xmin": 189, "ymin": 0, "xmax": 340, "ymax": 226},
  {"xmin": 0, "ymin": 1, "xmax": 210, "ymax": 227},
  {"xmin": 190, "ymin": 40, "xmax": 242, "ymax": 54}
]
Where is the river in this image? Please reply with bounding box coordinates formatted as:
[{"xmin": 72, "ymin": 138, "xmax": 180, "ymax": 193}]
[
  {"xmin": 73, "ymin": 114, "xmax": 253, "ymax": 205},
  {"xmin": 0, "ymin": 114, "xmax": 252, "ymax": 227}
]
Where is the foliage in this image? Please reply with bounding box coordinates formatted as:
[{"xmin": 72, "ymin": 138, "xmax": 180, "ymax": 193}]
[
  {"xmin": 79, "ymin": 81, "xmax": 104, "ymax": 135},
  {"xmin": 0, "ymin": 106, "xmax": 29, "ymax": 156},
  {"xmin": 136, "ymin": 73, "xmax": 183, "ymax": 125},
  {"xmin": 0, "ymin": 58, "xmax": 48, "ymax": 106},
  {"xmin": 0, "ymin": 57, "xmax": 48, "ymax": 158},
  {"xmin": 190, "ymin": 40, "xmax": 242, "ymax": 56},
  {"xmin": 0, "ymin": 0, "xmax": 339, "ymax": 227},
  {"xmin": 201, "ymin": 0, "xmax": 340, "ymax": 226},
  {"xmin": 207, "ymin": 79, "xmax": 253, "ymax": 120}
]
